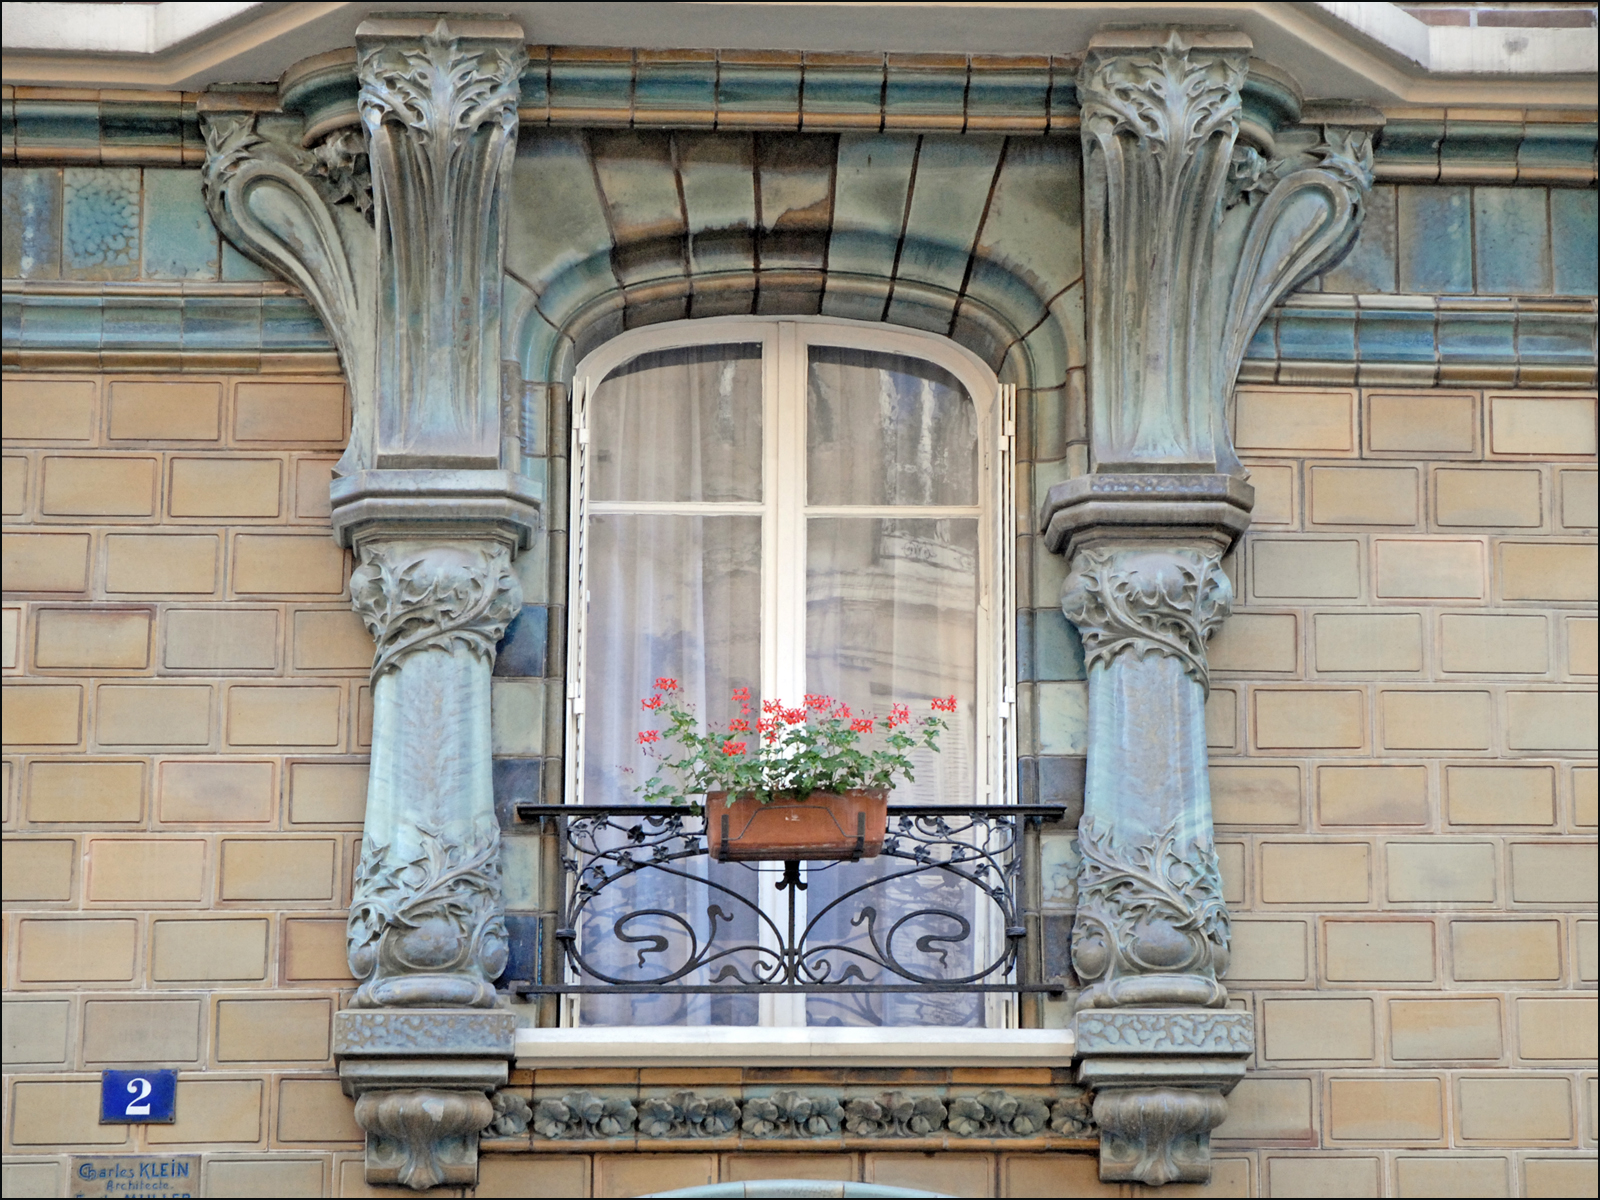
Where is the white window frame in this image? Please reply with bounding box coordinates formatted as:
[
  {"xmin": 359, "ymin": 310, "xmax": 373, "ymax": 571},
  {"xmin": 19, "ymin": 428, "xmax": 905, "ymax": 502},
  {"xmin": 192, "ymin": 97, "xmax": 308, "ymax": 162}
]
[{"xmin": 562, "ymin": 314, "xmax": 1019, "ymax": 1034}]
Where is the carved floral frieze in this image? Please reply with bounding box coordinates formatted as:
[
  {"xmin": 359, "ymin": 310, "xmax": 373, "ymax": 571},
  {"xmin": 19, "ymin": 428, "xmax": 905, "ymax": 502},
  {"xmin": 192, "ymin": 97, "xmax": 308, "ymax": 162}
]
[{"xmin": 492, "ymin": 1088, "xmax": 1096, "ymax": 1142}]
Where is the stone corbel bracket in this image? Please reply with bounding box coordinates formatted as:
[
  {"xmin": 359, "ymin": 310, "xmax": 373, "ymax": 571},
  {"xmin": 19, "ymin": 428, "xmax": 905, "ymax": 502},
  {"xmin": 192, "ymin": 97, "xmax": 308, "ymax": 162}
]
[{"xmin": 1037, "ymin": 27, "xmax": 1371, "ymax": 1189}]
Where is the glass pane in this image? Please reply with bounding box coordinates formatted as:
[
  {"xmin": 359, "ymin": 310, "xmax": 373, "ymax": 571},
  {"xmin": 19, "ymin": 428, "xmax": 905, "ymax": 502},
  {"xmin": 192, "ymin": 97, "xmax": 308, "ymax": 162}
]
[
  {"xmin": 807, "ymin": 345, "xmax": 977, "ymax": 506},
  {"xmin": 591, "ymin": 343, "xmax": 762, "ymax": 502},
  {"xmin": 580, "ymin": 513, "xmax": 763, "ymax": 1026}
]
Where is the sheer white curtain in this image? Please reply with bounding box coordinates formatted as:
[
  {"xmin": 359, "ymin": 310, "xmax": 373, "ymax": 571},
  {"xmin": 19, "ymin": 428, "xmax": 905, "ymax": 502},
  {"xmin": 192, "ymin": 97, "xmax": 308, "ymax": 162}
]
[{"xmin": 580, "ymin": 345, "xmax": 763, "ymax": 1026}]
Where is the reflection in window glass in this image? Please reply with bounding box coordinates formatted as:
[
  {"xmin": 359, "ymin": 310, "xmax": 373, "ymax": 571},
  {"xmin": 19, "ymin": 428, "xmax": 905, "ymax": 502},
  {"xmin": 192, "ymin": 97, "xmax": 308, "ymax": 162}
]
[
  {"xmin": 591, "ymin": 343, "xmax": 762, "ymax": 503},
  {"xmin": 807, "ymin": 346, "xmax": 977, "ymax": 506}
]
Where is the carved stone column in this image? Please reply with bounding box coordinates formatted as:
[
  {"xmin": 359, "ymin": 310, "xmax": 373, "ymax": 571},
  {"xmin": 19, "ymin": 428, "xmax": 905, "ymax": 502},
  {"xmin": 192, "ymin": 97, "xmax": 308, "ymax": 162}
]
[
  {"xmin": 202, "ymin": 13, "xmax": 534, "ymax": 1190},
  {"xmin": 1040, "ymin": 29, "xmax": 1371, "ymax": 1185}
]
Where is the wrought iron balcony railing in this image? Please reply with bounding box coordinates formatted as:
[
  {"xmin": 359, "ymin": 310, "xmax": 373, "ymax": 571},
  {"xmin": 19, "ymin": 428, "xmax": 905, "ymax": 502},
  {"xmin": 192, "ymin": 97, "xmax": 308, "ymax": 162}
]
[{"xmin": 509, "ymin": 803, "xmax": 1069, "ymax": 1009}]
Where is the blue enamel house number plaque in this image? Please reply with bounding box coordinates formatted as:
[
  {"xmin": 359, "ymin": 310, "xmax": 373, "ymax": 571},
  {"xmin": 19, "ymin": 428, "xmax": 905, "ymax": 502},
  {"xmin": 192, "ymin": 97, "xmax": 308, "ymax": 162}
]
[{"xmin": 99, "ymin": 1069, "xmax": 178, "ymax": 1124}]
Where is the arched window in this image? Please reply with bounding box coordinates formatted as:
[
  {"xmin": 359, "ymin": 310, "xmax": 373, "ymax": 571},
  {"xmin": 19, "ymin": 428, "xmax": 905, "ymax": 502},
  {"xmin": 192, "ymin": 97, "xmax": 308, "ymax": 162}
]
[{"xmin": 565, "ymin": 316, "xmax": 1015, "ymax": 1028}]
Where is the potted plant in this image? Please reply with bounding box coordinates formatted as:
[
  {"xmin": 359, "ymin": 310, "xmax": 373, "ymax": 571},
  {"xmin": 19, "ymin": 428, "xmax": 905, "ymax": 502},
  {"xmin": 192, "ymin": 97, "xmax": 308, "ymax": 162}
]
[{"xmin": 632, "ymin": 679, "xmax": 955, "ymax": 862}]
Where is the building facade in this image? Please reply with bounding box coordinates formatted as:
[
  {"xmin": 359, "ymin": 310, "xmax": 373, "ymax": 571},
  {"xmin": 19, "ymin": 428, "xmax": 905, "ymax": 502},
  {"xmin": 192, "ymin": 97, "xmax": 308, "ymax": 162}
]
[{"xmin": 2, "ymin": 4, "xmax": 1596, "ymax": 1197}]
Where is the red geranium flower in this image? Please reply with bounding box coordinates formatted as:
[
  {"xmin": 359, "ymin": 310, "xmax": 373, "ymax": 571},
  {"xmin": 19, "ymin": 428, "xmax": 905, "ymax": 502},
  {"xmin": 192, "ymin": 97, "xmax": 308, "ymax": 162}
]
[
  {"xmin": 642, "ymin": 696, "xmax": 662, "ymax": 710},
  {"xmin": 721, "ymin": 740, "xmax": 747, "ymax": 756},
  {"xmin": 850, "ymin": 718, "xmax": 874, "ymax": 734},
  {"xmin": 729, "ymin": 719, "xmax": 751, "ymax": 732},
  {"xmin": 637, "ymin": 730, "xmax": 659, "ymax": 744},
  {"xmin": 653, "ymin": 677, "xmax": 679, "ymax": 692}
]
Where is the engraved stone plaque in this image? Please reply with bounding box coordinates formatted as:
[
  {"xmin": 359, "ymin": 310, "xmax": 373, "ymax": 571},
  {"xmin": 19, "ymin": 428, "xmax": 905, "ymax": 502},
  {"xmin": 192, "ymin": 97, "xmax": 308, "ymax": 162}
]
[{"xmin": 71, "ymin": 1155, "xmax": 200, "ymax": 1198}]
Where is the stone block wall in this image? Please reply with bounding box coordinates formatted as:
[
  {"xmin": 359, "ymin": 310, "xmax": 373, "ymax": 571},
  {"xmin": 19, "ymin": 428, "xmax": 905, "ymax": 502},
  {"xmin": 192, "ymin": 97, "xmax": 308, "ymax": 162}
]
[
  {"xmin": 2, "ymin": 370, "xmax": 380, "ymax": 1198},
  {"xmin": 1204, "ymin": 383, "xmax": 1597, "ymax": 1198}
]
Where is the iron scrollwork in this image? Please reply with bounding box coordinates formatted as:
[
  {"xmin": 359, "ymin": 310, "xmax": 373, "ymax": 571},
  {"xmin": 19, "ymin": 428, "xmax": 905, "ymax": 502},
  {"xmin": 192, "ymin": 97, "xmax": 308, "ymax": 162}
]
[{"xmin": 518, "ymin": 806, "xmax": 1057, "ymax": 998}]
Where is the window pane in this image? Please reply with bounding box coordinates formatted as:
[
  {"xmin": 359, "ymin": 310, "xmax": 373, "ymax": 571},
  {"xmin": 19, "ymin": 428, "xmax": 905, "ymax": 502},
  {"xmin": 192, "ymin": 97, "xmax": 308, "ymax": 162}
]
[
  {"xmin": 580, "ymin": 513, "xmax": 763, "ymax": 1026},
  {"xmin": 591, "ymin": 343, "xmax": 762, "ymax": 502},
  {"xmin": 805, "ymin": 517, "xmax": 977, "ymax": 805},
  {"xmin": 804, "ymin": 517, "xmax": 984, "ymax": 1029},
  {"xmin": 807, "ymin": 345, "xmax": 977, "ymax": 506}
]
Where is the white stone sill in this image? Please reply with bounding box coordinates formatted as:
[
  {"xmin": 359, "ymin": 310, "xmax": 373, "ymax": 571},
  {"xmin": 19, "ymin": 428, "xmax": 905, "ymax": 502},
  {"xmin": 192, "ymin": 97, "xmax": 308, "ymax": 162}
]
[{"xmin": 515, "ymin": 1026, "xmax": 1075, "ymax": 1069}]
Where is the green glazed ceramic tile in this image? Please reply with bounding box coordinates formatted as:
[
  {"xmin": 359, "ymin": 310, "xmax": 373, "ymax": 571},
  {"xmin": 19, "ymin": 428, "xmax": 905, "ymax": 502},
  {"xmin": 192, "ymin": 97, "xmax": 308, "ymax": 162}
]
[
  {"xmin": 964, "ymin": 136, "xmax": 1082, "ymax": 332},
  {"xmin": 259, "ymin": 295, "xmax": 328, "ymax": 349},
  {"xmin": 547, "ymin": 53, "xmax": 632, "ymax": 119},
  {"xmin": 966, "ymin": 61, "xmax": 1050, "ymax": 129},
  {"xmin": 1550, "ymin": 188, "xmax": 1598, "ymax": 296},
  {"xmin": 892, "ymin": 135, "xmax": 1005, "ymax": 292},
  {"xmin": 1396, "ymin": 185, "xmax": 1471, "ymax": 293},
  {"xmin": 1437, "ymin": 308, "xmax": 1515, "ymax": 363},
  {"xmin": 100, "ymin": 98, "xmax": 183, "ymax": 157},
  {"xmin": 1440, "ymin": 120, "xmax": 1523, "ymax": 178},
  {"xmin": 22, "ymin": 292, "xmax": 102, "ymax": 349},
  {"xmin": 62, "ymin": 166, "xmax": 141, "ymax": 280},
  {"xmin": 1322, "ymin": 184, "xmax": 1396, "ymax": 294},
  {"xmin": 1277, "ymin": 305, "xmax": 1357, "ymax": 361},
  {"xmin": 822, "ymin": 131, "xmax": 918, "ymax": 316},
  {"xmin": 1518, "ymin": 309, "xmax": 1596, "ymax": 366},
  {"xmin": 1011, "ymin": 283, "xmax": 1083, "ymax": 389},
  {"xmin": 2, "ymin": 294, "xmax": 21, "ymax": 346},
  {"xmin": 1375, "ymin": 118, "xmax": 1443, "ymax": 180},
  {"xmin": 633, "ymin": 54, "xmax": 716, "ymax": 121},
  {"xmin": 1243, "ymin": 314, "xmax": 1277, "ymax": 360},
  {"xmin": 507, "ymin": 132, "xmax": 615, "ymax": 295},
  {"xmin": 1, "ymin": 166, "xmax": 62, "ymax": 278},
  {"xmin": 101, "ymin": 293, "xmax": 182, "ymax": 347},
  {"xmin": 141, "ymin": 168, "xmax": 219, "ymax": 280},
  {"xmin": 519, "ymin": 50, "xmax": 550, "ymax": 112},
  {"xmin": 1356, "ymin": 306, "xmax": 1435, "ymax": 362},
  {"xmin": 12, "ymin": 97, "xmax": 98, "ymax": 161},
  {"xmin": 883, "ymin": 57, "xmax": 968, "ymax": 126},
  {"xmin": 588, "ymin": 130, "xmax": 686, "ymax": 288},
  {"xmin": 1016, "ymin": 609, "xmax": 1035, "ymax": 683},
  {"xmin": 677, "ymin": 131, "xmax": 756, "ymax": 280},
  {"xmin": 1034, "ymin": 607, "xmax": 1086, "ymax": 682},
  {"xmin": 800, "ymin": 54, "xmax": 884, "ymax": 127},
  {"xmin": 183, "ymin": 296, "xmax": 260, "ymax": 350},
  {"xmin": 718, "ymin": 56, "xmax": 802, "ymax": 124},
  {"xmin": 220, "ymin": 240, "xmax": 274, "ymax": 281},
  {"xmin": 1518, "ymin": 122, "xmax": 1598, "ymax": 181},
  {"xmin": 754, "ymin": 133, "xmax": 835, "ymax": 272},
  {"xmin": 1473, "ymin": 186, "xmax": 1550, "ymax": 295},
  {"xmin": 1, "ymin": 93, "xmax": 15, "ymax": 159}
]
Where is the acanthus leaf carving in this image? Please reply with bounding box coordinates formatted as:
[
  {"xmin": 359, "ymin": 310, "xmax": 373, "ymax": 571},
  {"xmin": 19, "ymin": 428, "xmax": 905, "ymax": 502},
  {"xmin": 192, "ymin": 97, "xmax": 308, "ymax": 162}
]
[
  {"xmin": 1060, "ymin": 546, "xmax": 1232, "ymax": 693},
  {"xmin": 349, "ymin": 540, "xmax": 521, "ymax": 681},
  {"xmin": 1071, "ymin": 816, "xmax": 1230, "ymax": 1010}
]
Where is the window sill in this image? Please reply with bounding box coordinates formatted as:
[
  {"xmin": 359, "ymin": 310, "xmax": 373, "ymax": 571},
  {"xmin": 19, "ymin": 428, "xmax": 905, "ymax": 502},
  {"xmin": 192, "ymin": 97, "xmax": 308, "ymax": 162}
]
[{"xmin": 514, "ymin": 1026, "xmax": 1076, "ymax": 1069}]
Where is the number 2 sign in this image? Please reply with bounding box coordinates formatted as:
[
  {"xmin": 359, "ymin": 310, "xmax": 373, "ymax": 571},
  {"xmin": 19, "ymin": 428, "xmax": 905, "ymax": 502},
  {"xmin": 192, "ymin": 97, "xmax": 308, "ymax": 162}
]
[{"xmin": 100, "ymin": 1069, "xmax": 178, "ymax": 1124}]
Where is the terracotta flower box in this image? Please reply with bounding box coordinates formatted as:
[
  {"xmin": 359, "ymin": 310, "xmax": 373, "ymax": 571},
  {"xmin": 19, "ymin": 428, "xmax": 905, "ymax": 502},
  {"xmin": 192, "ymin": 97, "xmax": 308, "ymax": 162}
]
[{"xmin": 705, "ymin": 788, "xmax": 889, "ymax": 862}]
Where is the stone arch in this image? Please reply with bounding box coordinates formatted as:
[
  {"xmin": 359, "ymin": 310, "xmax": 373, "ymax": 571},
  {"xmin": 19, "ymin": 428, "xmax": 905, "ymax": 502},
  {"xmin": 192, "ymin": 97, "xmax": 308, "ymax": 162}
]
[{"xmin": 502, "ymin": 128, "xmax": 1085, "ymax": 404}]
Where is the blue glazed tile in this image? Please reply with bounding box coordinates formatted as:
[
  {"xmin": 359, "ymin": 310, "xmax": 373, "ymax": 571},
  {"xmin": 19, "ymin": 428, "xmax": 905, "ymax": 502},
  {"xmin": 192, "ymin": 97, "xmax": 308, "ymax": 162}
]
[
  {"xmin": 2, "ymin": 294, "xmax": 23, "ymax": 347},
  {"xmin": 1357, "ymin": 305, "xmax": 1435, "ymax": 362},
  {"xmin": 1373, "ymin": 119, "xmax": 1442, "ymax": 181},
  {"xmin": 1323, "ymin": 184, "xmax": 1396, "ymax": 294},
  {"xmin": 102, "ymin": 293, "xmax": 182, "ymax": 348},
  {"xmin": 260, "ymin": 295, "xmax": 329, "ymax": 349},
  {"xmin": 493, "ymin": 757, "xmax": 543, "ymax": 830},
  {"xmin": 548, "ymin": 47, "xmax": 632, "ymax": 121},
  {"xmin": 1, "ymin": 93, "xmax": 14, "ymax": 159},
  {"xmin": 1015, "ymin": 609, "xmax": 1035, "ymax": 683},
  {"xmin": 1517, "ymin": 310, "xmax": 1595, "ymax": 366},
  {"xmin": 1, "ymin": 166, "xmax": 62, "ymax": 279},
  {"xmin": 1244, "ymin": 313, "xmax": 1277, "ymax": 360},
  {"xmin": 965, "ymin": 136, "xmax": 1081, "ymax": 335},
  {"xmin": 1034, "ymin": 608, "xmax": 1085, "ymax": 681},
  {"xmin": 141, "ymin": 169, "xmax": 218, "ymax": 280},
  {"xmin": 1274, "ymin": 305, "xmax": 1357, "ymax": 361},
  {"xmin": 1438, "ymin": 307, "xmax": 1515, "ymax": 363},
  {"xmin": 22, "ymin": 293, "xmax": 101, "ymax": 349},
  {"xmin": 1037, "ymin": 754, "xmax": 1086, "ymax": 818},
  {"xmin": 1551, "ymin": 188, "xmax": 1598, "ymax": 297},
  {"xmin": 1017, "ymin": 756, "xmax": 1039, "ymax": 805},
  {"xmin": 1046, "ymin": 57, "xmax": 1077, "ymax": 129},
  {"xmin": 12, "ymin": 98, "xmax": 98, "ymax": 161},
  {"xmin": 100, "ymin": 98, "xmax": 183, "ymax": 157},
  {"xmin": 966, "ymin": 56, "xmax": 1050, "ymax": 131},
  {"xmin": 1042, "ymin": 912, "xmax": 1077, "ymax": 983},
  {"xmin": 717, "ymin": 52, "xmax": 802, "ymax": 125},
  {"xmin": 883, "ymin": 53, "xmax": 968, "ymax": 128},
  {"xmin": 495, "ymin": 912, "xmax": 541, "ymax": 988},
  {"xmin": 1518, "ymin": 123, "xmax": 1598, "ymax": 182},
  {"xmin": 519, "ymin": 47, "xmax": 550, "ymax": 114},
  {"xmin": 220, "ymin": 240, "xmax": 274, "ymax": 281},
  {"xmin": 800, "ymin": 52, "xmax": 884, "ymax": 129},
  {"xmin": 495, "ymin": 605, "xmax": 549, "ymax": 678},
  {"xmin": 183, "ymin": 296, "xmax": 258, "ymax": 351},
  {"xmin": 893, "ymin": 135, "xmax": 1005, "ymax": 293},
  {"xmin": 634, "ymin": 50, "xmax": 717, "ymax": 125},
  {"xmin": 754, "ymin": 133, "xmax": 835, "ymax": 274},
  {"xmin": 822, "ymin": 132, "xmax": 918, "ymax": 318},
  {"xmin": 676, "ymin": 131, "xmax": 756, "ymax": 300},
  {"xmin": 588, "ymin": 130, "xmax": 687, "ymax": 288},
  {"xmin": 1439, "ymin": 120, "xmax": 1522, "ymax": 179},
  {"xmin": 507, "ymin": 132, "xmax": 616, "ymax": 299},
  {"xmin": 1397, "ymin": 186, "xmax": 1471, "ymax": 294},
  {"xmin": 62, "ymin": 167, "xmax": 141, "ymax": 280},
  {"xmin": 1012, "ymin": 282, "xmax": 1083, "ymax": 389},
  {"xmin": 1474, "ymin": 187, "xmax": 1550, "ymax": 295},
  {"xmin": 546, "ymin": 605, "xmax": 566, "ymax": 678}
]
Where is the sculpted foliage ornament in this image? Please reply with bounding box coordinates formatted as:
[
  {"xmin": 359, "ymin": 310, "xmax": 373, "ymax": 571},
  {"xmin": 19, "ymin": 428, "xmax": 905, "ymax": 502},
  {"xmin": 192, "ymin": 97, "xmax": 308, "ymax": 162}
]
[
  {"xmin": 349, "ymin": 541, "xmax": 521, "ymax": 680},
  {"xmin": 1060, "ymin": 547, "xmax": 1232, "ymax": 693},
  {"xmin": 1072, "ymin": 818, "xmax": 1231, "ymax": 1010}
]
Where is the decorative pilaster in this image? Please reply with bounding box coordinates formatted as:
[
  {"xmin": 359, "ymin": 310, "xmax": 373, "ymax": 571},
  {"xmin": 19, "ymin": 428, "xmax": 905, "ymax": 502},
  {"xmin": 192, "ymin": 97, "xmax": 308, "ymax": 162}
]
[
  {"xmin": 202, "ymin": 13, "xmax": 533, "ymax": 1192},
  {"xmin": 1042, "ymin": 28, "xmax": 1371, "ymax": 1186}
]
